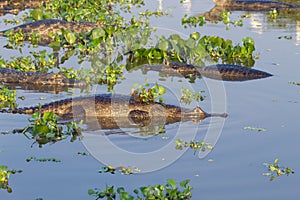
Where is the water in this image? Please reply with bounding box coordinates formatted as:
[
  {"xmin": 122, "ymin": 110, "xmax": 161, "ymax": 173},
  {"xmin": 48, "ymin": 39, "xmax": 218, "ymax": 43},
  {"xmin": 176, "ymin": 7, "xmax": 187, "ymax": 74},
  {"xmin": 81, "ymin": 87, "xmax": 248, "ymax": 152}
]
[{"xmin": 1, "ymin": 0, "xmax": 300, "ymax": 199}]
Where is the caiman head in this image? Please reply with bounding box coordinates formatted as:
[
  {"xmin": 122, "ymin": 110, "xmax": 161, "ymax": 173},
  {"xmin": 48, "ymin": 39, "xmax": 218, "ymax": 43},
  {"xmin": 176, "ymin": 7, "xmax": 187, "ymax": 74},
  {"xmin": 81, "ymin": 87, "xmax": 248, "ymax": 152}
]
[{"xmin": 182, "ymin": 106, "xmax": 228, "ymax": 122}]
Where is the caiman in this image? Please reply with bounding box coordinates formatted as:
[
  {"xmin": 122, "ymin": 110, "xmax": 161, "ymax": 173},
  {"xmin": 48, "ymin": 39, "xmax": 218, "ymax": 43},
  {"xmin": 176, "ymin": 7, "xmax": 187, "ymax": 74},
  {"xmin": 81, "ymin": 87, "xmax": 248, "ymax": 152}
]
[
  {"xmin": 143, "ymin": 62, "xmax": 273, "ymax": 81},
  {"xmin": 0, "ymin": 0, "xmax": 49, "ymax": 16},
  {"xmin": 0, "ymin": 94, "xmax": 227, "ymax": 128},
  {"xmin": 213, "ymin": 0, "xmax": 300, "ymax": 10},
  {"xmin": 0, "ymin": 67, "xmax": 86, "ymax": 86},
  {"xmin": 202, "ymin": 0, "xmax": 300, "ymax": 22},
  {"xmin": 0, "ymin": 19, "xmax": 103, "ymax": 45}
]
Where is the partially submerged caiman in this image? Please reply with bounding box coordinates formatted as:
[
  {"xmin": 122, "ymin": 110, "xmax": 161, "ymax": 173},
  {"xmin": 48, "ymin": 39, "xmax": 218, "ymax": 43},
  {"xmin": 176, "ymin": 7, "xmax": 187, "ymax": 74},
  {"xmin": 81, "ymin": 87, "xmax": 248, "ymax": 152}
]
[
  {"xmin": 0, "ymin": 19, "xmax": 103, "ymax": 45},
  {"xmin": 143, "ymin": 62, "xmax": 273, "ymax": 81},
  {"xmin": 202, "ymin": 0, "xmax": 300, "ymax": 22},
  {"xmin": 213, "ymin": 0, "xmax": 300, "ymax": 10},
  {"xmin": 0, "ymin": 0, "xmax": 48, "ymax": 16},
  {"xmin": 0, "ymin": 67, "xmax": 86, "ymax": 86},
  {"xmin": 0, "ymin": 94, "xmax": 227, "ymax": 129}
]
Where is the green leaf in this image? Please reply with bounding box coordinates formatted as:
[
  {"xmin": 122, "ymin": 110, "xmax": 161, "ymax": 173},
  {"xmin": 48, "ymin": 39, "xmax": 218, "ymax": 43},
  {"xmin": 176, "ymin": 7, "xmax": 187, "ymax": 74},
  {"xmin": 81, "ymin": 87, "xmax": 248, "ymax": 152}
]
[
  {"xmin": 48, "ymin": 41, "xmax": 61, "ymax": 51},
  {"xmin": 30, "ymin": 9, "xmax": 43, "ymax": 20},
  {"xmin": 87, "ymin": 189, "xmax": 95, "ymax": 195},
  {"xmin": 90, "ymin": 28, "xmax": 106, "ymax": 40},
  {"xmin": 157, "ymin": 40, "xmax": 169, "ymax": 51},
  {"xmin": 190, "ymin": 32, "xmax": 200, "ymax": 40},
  {"xmin": 63, "ymin": 31, "xmax": 77, "ymax": 45},
  {"xmin": 158, "ymin": 86, "xmax": 166, "ymax": 95},
  {"xmin": 179, "ymin": 180, "xmax": 190, "ymax": 188},
  {"xmin": 0, "ymin": 165, "xmax": 8, "ymax": 171},
  {"xmin": 166, "ymin": 179, "xmax": 177, "ymax": 189}
]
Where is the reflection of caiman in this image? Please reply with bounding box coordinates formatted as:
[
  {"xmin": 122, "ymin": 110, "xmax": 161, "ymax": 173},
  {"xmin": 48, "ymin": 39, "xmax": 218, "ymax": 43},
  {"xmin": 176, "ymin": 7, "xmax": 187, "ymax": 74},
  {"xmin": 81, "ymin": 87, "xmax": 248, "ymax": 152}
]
[
  {"xmin": 0, "ymin": 67, "xmax": 86, "ymax": 86},
  {"xmin": 0, "ymin": 94, "xmax": 227, "ymax": 128},
  {"xmin": 0, "ymin": 19, "xmax": 103, "ymax": 45},
  {"xmin": 143, "ymin": 62, "xmax": 272, "ymax": 81}
]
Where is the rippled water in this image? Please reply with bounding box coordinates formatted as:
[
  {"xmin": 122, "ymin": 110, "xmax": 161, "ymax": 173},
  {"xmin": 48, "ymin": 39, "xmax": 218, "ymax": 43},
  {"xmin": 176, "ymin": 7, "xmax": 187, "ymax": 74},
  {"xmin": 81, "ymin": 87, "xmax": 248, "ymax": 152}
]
[{"xmin": 1, "ymin": 0, "xmax": 300, "ymax": 199}]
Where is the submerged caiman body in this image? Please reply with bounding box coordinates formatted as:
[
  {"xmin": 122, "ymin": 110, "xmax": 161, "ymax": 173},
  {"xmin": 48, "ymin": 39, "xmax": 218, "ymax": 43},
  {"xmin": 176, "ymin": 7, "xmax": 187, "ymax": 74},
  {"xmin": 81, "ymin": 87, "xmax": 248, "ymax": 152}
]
[
  {"xmin": 143, "ymin": 62, "xmax": 272, "ymax": 81},
  {"xmin": 0, "ymin": 67, "xmax": 86, "ymax": 86},
  {"xmin": 0, "ymin": 94, "xmax": 227, "ymax": 128},
  {"xmin": 0, "ymin": 19, "xmax": 103, "ymax": 45},
  {"xmin": 213, "ymin": 0, "xmax": 300, "ymax": 10}
]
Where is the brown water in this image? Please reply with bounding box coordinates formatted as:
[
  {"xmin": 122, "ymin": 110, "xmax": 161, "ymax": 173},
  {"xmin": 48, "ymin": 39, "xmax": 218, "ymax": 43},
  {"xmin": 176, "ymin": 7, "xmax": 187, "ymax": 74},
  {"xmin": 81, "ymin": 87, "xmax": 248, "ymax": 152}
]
[{"xmin": 1, "ymin": 0, "xmax": 300, "ymax": 199}]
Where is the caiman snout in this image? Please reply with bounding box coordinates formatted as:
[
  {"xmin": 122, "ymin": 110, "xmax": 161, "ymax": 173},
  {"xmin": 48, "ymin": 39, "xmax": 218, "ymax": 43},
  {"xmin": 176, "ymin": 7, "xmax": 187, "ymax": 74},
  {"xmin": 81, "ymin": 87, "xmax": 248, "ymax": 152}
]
[{"xmin": 183, "ymin": 106, "xmax": 228, "ymax": 120}]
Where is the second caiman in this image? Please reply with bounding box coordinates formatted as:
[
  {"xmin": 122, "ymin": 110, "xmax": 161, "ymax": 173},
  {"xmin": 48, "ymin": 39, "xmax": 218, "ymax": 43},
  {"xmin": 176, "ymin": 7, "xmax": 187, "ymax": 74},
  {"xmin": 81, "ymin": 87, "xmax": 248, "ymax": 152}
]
[{"xmin": 142, "ymin": 62, "xmax": 273, "ymax": 81}]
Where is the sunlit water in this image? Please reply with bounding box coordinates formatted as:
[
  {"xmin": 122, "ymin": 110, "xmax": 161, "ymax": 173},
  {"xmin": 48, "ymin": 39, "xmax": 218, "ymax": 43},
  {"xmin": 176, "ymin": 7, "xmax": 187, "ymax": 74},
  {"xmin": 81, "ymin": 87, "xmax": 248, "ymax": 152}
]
[{"xmin": 1, "ymin": 0, "xmax": 300, "ymax": 199}]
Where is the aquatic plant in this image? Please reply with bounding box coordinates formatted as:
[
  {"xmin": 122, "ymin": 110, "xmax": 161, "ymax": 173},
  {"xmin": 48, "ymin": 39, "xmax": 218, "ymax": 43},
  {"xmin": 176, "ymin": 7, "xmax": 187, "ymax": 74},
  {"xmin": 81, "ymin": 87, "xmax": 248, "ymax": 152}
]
[
  {"xmin": 131, "ymin": 80, "xmax": 166, "ymax": 103},
  {"xmin": 0, "ymin": 85, "xmax": 17, "ymax": 109},
  {"xmin": 129, "ymin": 33, "xmax": 256, "ymax": 66},
  {"xmin": 175, "ymin": 139, "xmax": 213, "ymax": 155},
  {"xmin": 88, "ymin": 179, "xmax": 192, "ymax": 199},
  {"xmin": 180, "ymin": 88, "xmax": 206, "ymax": 105},
  {"xmin": 263, "ymin": 158, "xmax": 294, "ymax": 181},
  {"xmin": 99, "ymin": 165, "xmax": 140, "ymax": 175},
  {"xmin": 0, "ymin": 165, "xmax": 22, "ymax": 193},
  {"xmin": 181, "ymin": 14, "xmax": 206, "ymax": 28},
  {"xmin": 244, "ymin": 126, "xmax": 266, "ymax": 132},
  {"xmin": 25, "ymin": 157, "xmax": 61, "ymax": 163},
  {"xmin": 22, "ymin": 108, "xmax": 82, "ymax": 147}
]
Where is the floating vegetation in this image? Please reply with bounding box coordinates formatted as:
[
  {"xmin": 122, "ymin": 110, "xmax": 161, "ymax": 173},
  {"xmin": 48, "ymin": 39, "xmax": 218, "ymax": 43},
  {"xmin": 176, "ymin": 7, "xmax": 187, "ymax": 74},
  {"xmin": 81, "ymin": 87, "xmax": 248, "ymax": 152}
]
[
  {"xmin": 22, "ymin": 108, "xmax": 82, "ymax": 147},
  {"xmin": 244, "ymin": 126, "xmax": 266, "ymax": 132},
  {"xmin": 268, "ymin": 9, "xmax": 278, "ymax": 21},
  {"xmin": 175, "ymin": 139, "xmax": 213, "ymax": 155},
  {"xmin": 131, "ymin": 79, "xmax": 166, "ymax": 103},
  {"xmin": 0, "ymin": 165, "xmax": 22, "ymax": 193},
  {"xmin": 97, "ymin": 63, "xmax": 125, "ymax": 92},
  {"xmin": 0, "ymin": 85, "xmax": 17, "ymax": 109},
  {"xmin": 99, "ymin": 165, "xmax": 140, "ymax": 175},
  {"xmin": 219, "ymin": 11, "xmax": 243, "ymax": 29},
  {"xmin": 26, "ymin": 157, "xmax": 61, "ymax": 163},
  {"xmin": 77, "ymin": 152, "xmax": 90, "ymax": 156},
  {"xmin": 0, "ymin": 51, "xmax": 57, "ymax": 72},
  {"xmin": 88, "ymin": 179, "xmax": 192, "ymax": 199},
  {"xmin": 130, "ymin": 33, "xmax": 256, "ymax": 66},
  {"xmin": 288, "ymin": 81, "xmax": 300, "ymax": 86},
  {"xmin": 181, "ymin": 14, "xmax": 206, "ymax": 28},
  {"xmin": 263, "ymin": 158, "xmax": 294, "ymax": 181},
  {"xmin": 180, "ymin": 88, "xmax": 206, "ymax": 105},
  {"xmin": 278, "ymin": 35, "xmax": 293, "ymax": 40}
]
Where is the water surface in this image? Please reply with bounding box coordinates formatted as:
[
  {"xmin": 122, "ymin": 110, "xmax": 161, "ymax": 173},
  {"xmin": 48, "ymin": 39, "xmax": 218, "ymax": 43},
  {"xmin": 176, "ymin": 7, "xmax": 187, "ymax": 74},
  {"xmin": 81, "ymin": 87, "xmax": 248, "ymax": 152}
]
[{"xmin": 0, "ymin": 0, "xmax": 300, "ymax": 199}]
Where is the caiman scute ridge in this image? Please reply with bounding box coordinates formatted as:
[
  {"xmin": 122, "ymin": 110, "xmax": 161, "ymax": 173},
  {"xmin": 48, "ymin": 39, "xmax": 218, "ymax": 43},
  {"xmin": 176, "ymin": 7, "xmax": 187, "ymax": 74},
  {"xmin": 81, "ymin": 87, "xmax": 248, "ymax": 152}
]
[
  {"xmin": 0, "ymin": 94, "xmax": 227, "ymax": 124},
  {"xmin": 0, "ymin": 67, "xmax": 86, "ymax": 86}
]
